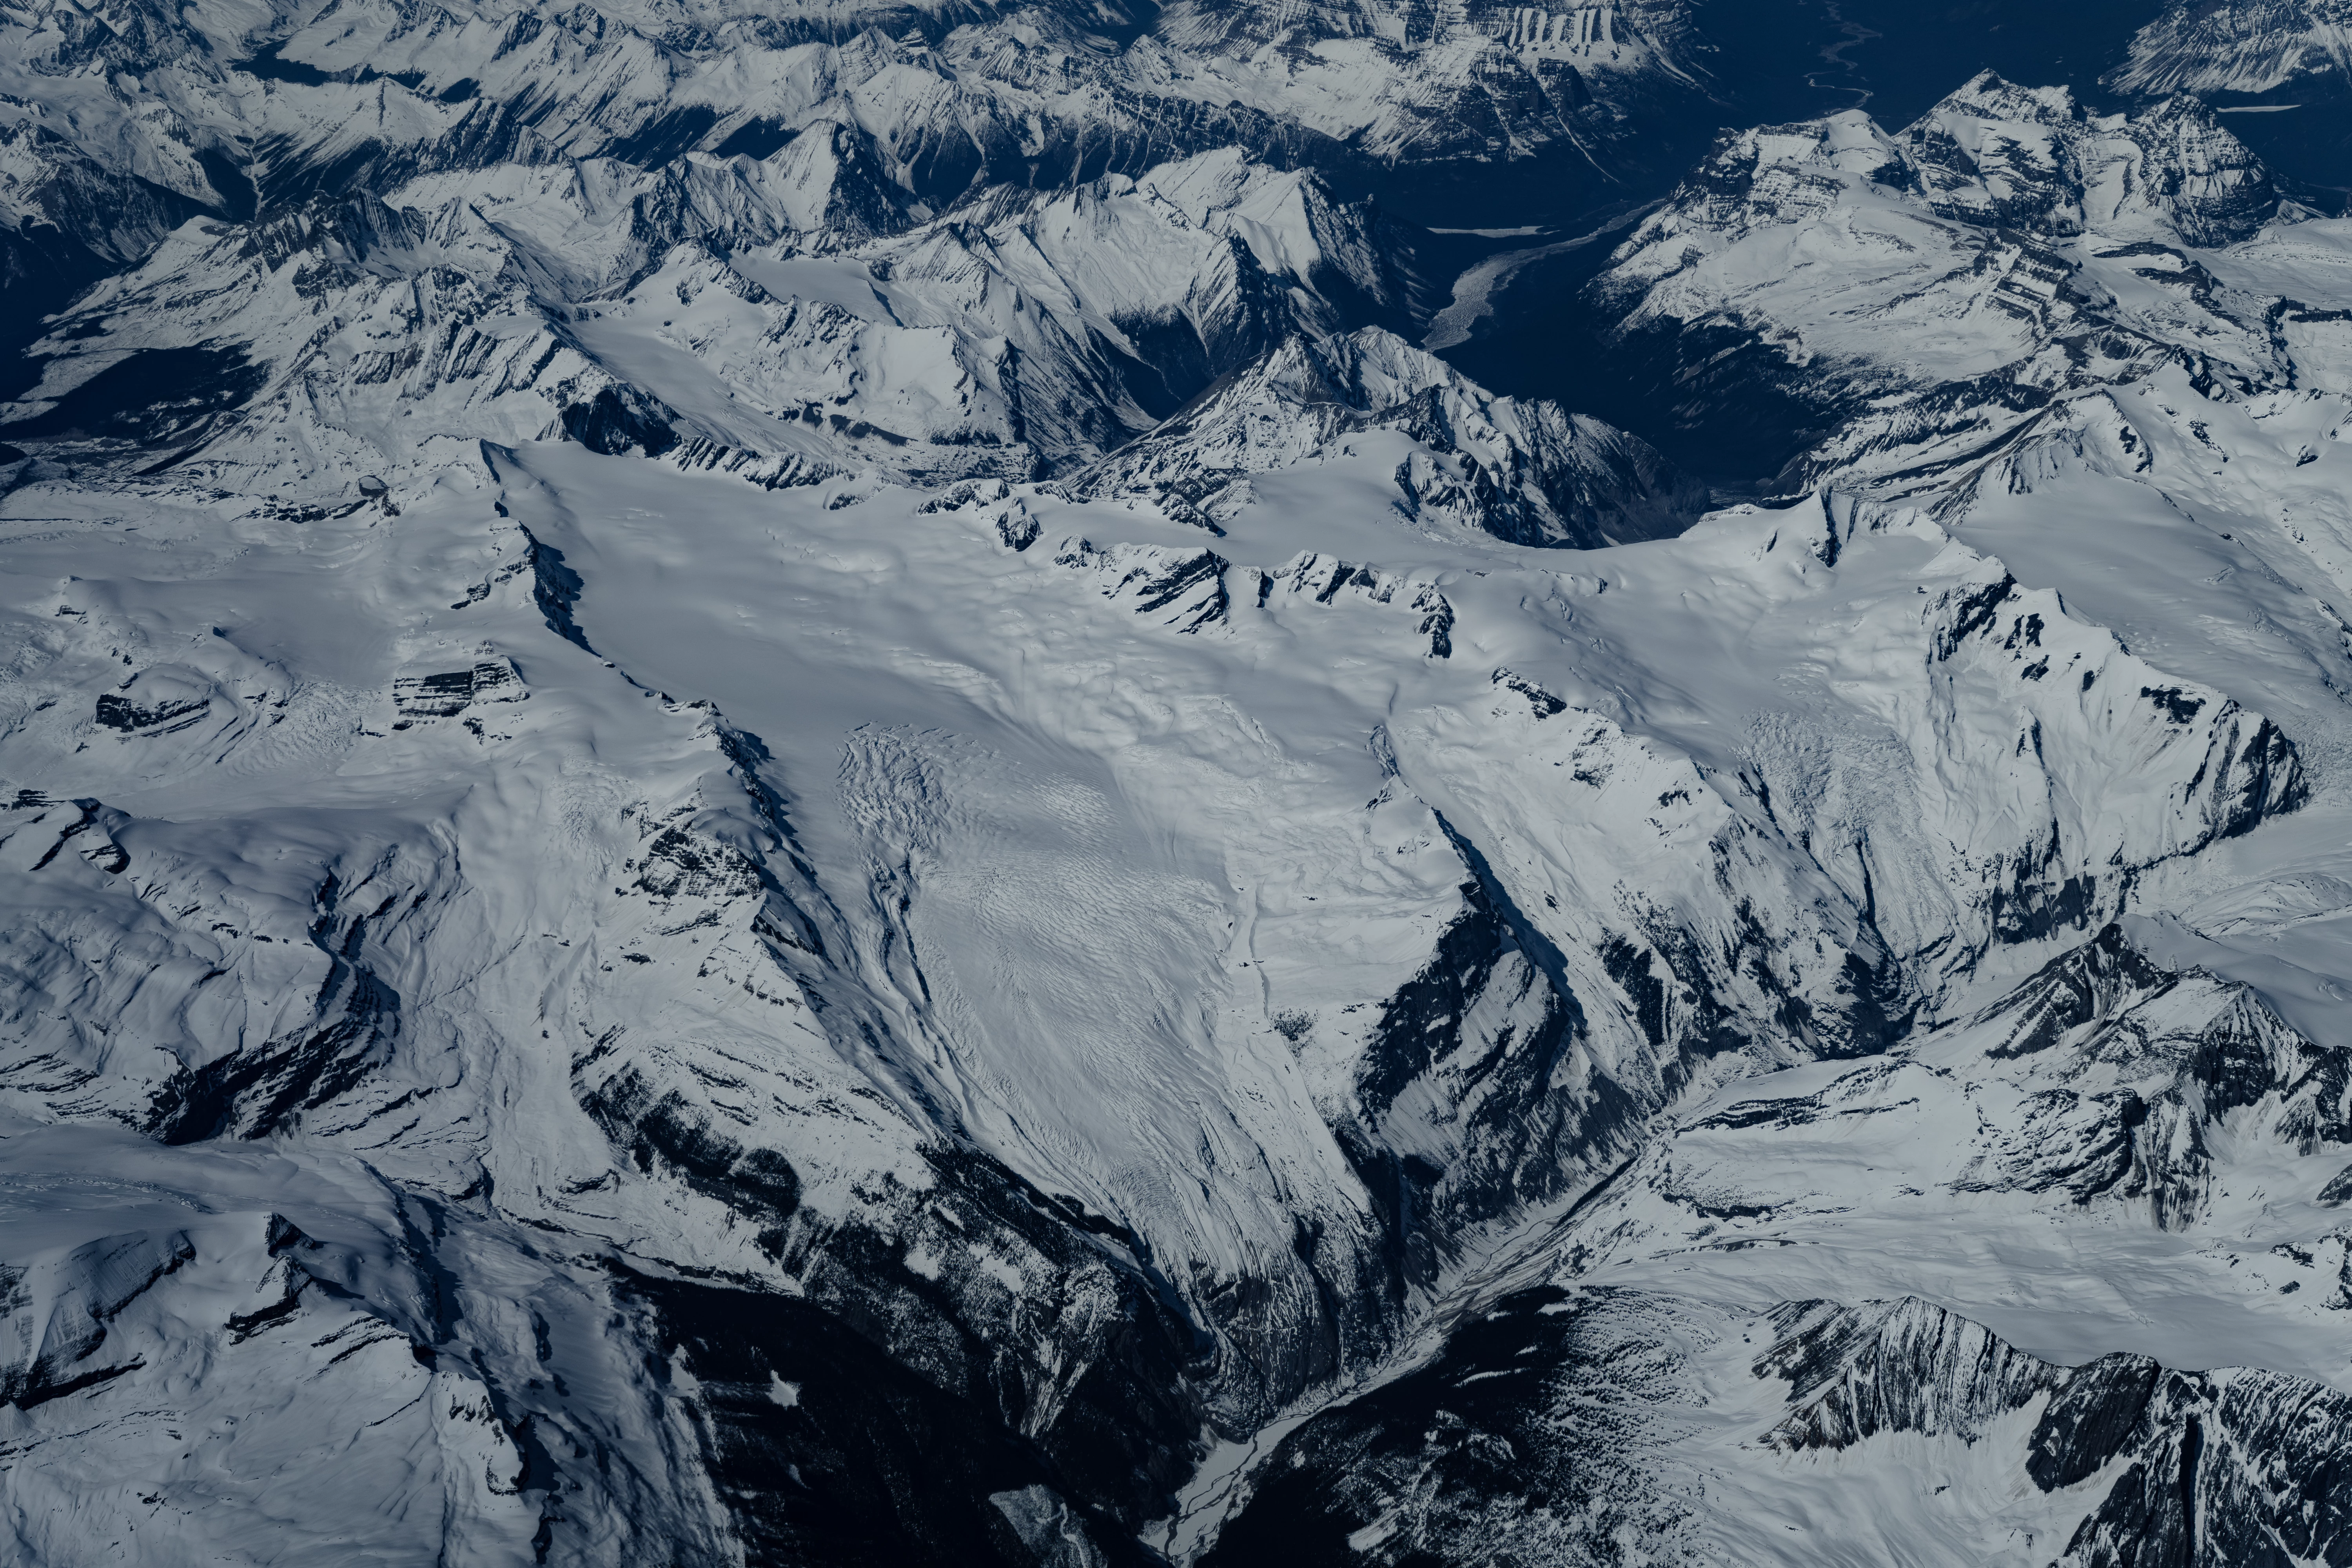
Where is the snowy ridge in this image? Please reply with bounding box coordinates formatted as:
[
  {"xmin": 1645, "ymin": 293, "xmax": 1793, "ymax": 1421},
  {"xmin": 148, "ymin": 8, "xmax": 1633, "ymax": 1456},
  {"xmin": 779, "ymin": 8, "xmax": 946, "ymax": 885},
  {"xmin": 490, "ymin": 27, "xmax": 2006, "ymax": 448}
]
[
  {"xmin": 1587, "ymin": 72, "xmax": 2311, "ymax": 488},
  {"xmin": 0, "ymin": 147, "xmax": 1424, "ymax": 489},
  {"xmin": 1065, "ymin": 326, "xmax": 1700, "ymax": 545},
  {"xmin": 1205, "ymin": 1284, "xmax": 2352, "ymax": 1565},
  {"xmin": 12, "ymin": 0, "xmax": 2352, "ymax": 1554},
  {"xmin": 2114, "ymin": 0, "xmax": 2352, "ymax": 97},
  {"xmin": 0, "ymin": 0, "xmax": 1709, "ymax": 284},
  {"xmin": 0, "ymin": 1191, "xmax": 549, "ymax": 1564}
]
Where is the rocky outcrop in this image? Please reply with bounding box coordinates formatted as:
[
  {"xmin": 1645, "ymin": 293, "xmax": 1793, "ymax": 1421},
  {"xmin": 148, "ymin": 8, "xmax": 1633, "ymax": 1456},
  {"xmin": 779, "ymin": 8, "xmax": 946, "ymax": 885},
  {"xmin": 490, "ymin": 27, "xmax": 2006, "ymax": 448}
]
[
  {"xmin": 1768, "ymin": 1299, "xmax": 2352, "ymax": 1568},
  {"xmin": 1069, "ymin": 328, "xmax": 1700, "ymax": 545},
  {"xmin": 1583, "ymin": 73, "xmax": 2290, "ymax": 488},
  {"xmin": 1210, "ymin": 1289, "xmax": 2352, "ymax": 1566},
  {"xmin": 1952, "ymin": 924, "xmax": 2350, "ymax": 1228},
  {"xmin": 2, "ymin": 149, "xmax": 1425, "ymax": 490},
  {"xmin": 2113, "ymin": 0, "xmax": 2352, "ymax": 98}
]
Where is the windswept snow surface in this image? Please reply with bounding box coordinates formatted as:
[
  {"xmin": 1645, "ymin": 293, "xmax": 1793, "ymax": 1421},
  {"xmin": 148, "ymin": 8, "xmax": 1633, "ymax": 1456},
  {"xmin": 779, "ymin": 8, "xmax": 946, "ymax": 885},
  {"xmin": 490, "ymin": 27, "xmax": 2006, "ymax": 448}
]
[
  {"xmin": 9, "ymin": 0, "xmax": 2352, "ymax": 1559},
  {"xmin": 2117, "ymin": 0, "xmax": 2352, "ymax": 98}
]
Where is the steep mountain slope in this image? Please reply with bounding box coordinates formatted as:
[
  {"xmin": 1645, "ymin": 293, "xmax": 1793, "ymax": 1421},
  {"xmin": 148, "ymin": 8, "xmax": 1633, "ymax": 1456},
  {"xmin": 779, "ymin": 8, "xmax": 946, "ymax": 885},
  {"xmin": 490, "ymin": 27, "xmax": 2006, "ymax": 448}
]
[
  {"xmin": 1579, "ymin": 71, "xmax": 2297, "ymax": 482},
  {"xmin": 1065, "ymin": 326, "xmax": 1701, "ymax": 544},
  {"xmin": 0, "ymin": 145, "xmax": 1427, "ymax": 486},
  {"xmin": 13, "ymin": 0, "xmax": 2352, "ymax": 1557},
  {"xmin": 0, "ymin": 0, "xmax": 1711, "ymax": 251},
  {"xmin": 2115, "ymin": 0, "xmax": 2352, "ymax": 98}
]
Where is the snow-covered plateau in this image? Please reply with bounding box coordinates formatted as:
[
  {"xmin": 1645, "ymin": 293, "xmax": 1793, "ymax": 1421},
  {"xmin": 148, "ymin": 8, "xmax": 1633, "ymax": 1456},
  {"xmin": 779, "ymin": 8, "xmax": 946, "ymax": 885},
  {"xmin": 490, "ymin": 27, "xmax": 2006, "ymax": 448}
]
[{"xmin": 6, "ymin": 0, "xmax": 2352, "ymax": 1561}]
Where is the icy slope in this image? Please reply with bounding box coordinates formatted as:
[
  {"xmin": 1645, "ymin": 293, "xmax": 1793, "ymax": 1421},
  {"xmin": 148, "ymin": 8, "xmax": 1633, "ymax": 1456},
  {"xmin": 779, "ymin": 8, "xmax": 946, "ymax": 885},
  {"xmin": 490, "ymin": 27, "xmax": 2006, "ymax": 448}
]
[
  {"xmin": 4, "ymin": 334, "xmax": 2328, "ymax": 1559},
  {"xmin": 1065, "ymin": 326, "xmax": 1701, "ymax": 544},
  {"xmin": 0, "ymin": 0, "xmax": 1711, "ymax": 253},
  {"xmin": 0, "ymin": 147, "xmax": 1425, "ymax": 488},
  {"xmin": 0, "ymin": 1138, "xmax": 560, "ymax": 1566},
  {"xmin": 0, "ymin": 466, "xmax": 1240, "ymax": 1554},
  {"xmin": 1584, "ymin": 72, "xmax": 2302, "ymax": 483},
  {"xmin": 2114, "ymin": 0, "xmax": 2352, "ymax": 98}
]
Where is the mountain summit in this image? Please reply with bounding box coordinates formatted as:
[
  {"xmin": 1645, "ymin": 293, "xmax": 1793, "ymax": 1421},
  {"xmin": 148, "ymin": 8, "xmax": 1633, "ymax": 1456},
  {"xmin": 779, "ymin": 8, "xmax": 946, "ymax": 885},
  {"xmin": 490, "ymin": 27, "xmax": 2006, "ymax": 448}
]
[{"xmin": 7, "ymin": 4, "xmax": 2352, "ymax": 1564}]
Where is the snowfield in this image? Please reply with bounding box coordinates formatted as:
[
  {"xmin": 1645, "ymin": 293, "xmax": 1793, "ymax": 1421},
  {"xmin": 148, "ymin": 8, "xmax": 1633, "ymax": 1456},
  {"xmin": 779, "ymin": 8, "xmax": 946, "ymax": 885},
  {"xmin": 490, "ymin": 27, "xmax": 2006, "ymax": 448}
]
[{"xmin": 6, "ymin": 2, "xmax": 2352, "ymax": 1562}]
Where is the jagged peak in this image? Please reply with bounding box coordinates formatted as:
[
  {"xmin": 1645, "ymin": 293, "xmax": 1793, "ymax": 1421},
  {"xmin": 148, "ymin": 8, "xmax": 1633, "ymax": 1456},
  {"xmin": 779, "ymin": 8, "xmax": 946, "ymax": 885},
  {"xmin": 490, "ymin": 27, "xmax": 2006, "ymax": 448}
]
[
  {"xmin": 1234, "ymin": 326, "xmax": 1473, "ymax": 413},
  {"xmin": 1910, "ymin": 68, "xmax": 2084, "ymax": 130},
  {"xmin": 1068, "ymin": 326, "xmax": 1697, "ymax": 545}
]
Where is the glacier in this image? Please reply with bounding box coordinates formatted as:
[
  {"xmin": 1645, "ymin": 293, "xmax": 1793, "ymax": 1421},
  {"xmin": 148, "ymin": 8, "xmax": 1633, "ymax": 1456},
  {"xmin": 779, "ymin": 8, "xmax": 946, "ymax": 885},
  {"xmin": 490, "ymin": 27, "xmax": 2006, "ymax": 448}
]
[{"xmin": 6, "ymin": 0, "xmax": 2352, "ymax": 1563}]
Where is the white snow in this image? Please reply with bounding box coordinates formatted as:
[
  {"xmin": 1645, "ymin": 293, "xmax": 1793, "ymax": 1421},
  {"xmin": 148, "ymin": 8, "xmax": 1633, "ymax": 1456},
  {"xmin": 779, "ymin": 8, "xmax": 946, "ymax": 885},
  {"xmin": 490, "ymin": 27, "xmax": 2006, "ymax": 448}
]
[{"xmin": 6, "ymin": 7, "xmax": 2352, "ymax": 1559}]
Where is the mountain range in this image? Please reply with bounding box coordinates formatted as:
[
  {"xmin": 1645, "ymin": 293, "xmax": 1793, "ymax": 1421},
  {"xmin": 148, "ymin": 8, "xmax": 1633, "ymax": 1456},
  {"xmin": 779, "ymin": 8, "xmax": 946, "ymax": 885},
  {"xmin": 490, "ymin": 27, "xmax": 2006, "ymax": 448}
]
[{"xmin": 6, "ymin": 2, "xmax": 2352, "ymax": 1564}]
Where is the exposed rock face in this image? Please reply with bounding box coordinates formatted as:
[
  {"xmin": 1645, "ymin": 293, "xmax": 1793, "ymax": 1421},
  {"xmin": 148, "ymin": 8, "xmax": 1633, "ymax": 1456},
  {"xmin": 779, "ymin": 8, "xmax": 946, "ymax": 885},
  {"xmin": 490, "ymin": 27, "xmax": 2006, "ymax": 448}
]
[
  {"xmin": 2119, "ymin": 95, "xmax": 2281, "ymax": 249},
  {"xmin": 11, "ymin": 0, "xmax": 2352, "ymax": 1552},
  {"xmin": 2114, "ymin": 0, "xmax": 2352, "ymax": 97},
  {"xmin": 1067, "ymin": 327, "xmax": 1702, "ymax": 545},
  {"xmin": 0, "ymin": 147, "xmax": 1425, "ymax": 488},
  {"xmin": 1584, "ymin": 73, "xmax": 2301, "ymax": 487},
  {"xmin": 1209, "ymin": 1289, "xmax": 2352, "ymax": 1567}
]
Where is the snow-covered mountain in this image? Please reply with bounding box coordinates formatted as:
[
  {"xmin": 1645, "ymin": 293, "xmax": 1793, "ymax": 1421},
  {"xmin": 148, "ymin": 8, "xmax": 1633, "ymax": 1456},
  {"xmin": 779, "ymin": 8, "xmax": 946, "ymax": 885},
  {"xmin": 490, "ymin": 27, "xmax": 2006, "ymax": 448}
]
[
  {"xmin": 11, "ymin": 0, "xmax": 2352, "ymax": 1559},
  {"xmin": 0, "ymin": 145, "xmax": 1434, "ymax": 488},
  {"xmin": 0, "ymin": 0, "xmax": 1713, "ymax": 338},
  {"xmin": 2114, "ymin": 0, "xmax": 2352, "ymax": 98},
  {"xmin": 1582, "ymin": 71, "xmax": 2301, "ymax": 483},
  {"xmin": 4, "ymin": 385, "xmax": 2321, "ymax": 1565},
  {"xmin": 1209, "ymin": 1285, "xmax": 2352, "ymax": 1565},
  {"xmin": 1064, "ymin": 326, "xmax": 1700, "ymax": 544}
]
